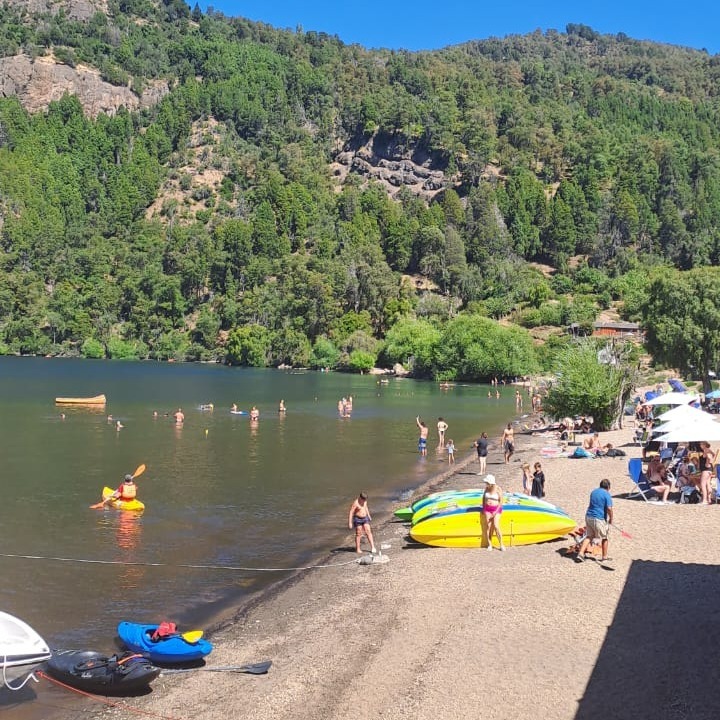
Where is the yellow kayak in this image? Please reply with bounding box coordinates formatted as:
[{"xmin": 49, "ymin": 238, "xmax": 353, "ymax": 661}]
[
  {"xmin": 410, "ymin": 501, "xmax": 576, "ymax": 548},
  {"xmin": 102, "ymin": 487, "xmax": 145, "ymax": 511}
]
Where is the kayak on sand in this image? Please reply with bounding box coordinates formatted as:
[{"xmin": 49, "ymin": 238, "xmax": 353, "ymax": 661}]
[
  {"xmin": 117, "ymin": 621, "xmax": 213, "ymax": 664},
  {"xmin": 410, "ymin": 500, "xmax": 577, "ymax": 548}
]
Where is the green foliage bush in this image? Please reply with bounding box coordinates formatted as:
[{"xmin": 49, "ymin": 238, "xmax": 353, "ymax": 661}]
[{"xmin": 81, "ymin": 338, "xmax": 105, "ymax": 359}]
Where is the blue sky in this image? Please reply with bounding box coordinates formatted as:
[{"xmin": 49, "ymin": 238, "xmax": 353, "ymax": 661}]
[{"xmin": 200, "ymin": 1, "xmax": 719, "ymax": 55}]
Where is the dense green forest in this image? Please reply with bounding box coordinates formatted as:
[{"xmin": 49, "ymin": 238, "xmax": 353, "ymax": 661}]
[{"xmin": 1, "ymin": 2, "xmax": 720, "ymax": 379}]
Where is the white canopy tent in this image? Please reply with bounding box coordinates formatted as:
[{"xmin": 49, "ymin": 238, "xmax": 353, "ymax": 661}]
[{"xmin": 652, "ymin": 415, "xmax": 718, "ymax": 435}]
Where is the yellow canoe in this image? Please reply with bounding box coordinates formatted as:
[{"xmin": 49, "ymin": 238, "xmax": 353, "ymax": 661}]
[
  {"xmin": 410, "ymin": 502, "xmax": 576, "ymax": 548},
  {"xmin": 55, "ymin": 394, "xmax": 107, "ymax": 405}
]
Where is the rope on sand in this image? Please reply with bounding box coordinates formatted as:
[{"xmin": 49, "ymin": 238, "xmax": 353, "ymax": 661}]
[{"xmin": 0, "ymin": 552, "xmax": 365, "ymax": 572}]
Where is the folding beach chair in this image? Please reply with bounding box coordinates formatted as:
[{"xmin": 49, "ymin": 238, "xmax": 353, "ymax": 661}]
[
  {"xmin": 627, "ymin": 458, "xmax": 659, "ymax": 502},
  {"xmin": 715, "ymin": 466, "xmax": 720, "ymax": 504}
]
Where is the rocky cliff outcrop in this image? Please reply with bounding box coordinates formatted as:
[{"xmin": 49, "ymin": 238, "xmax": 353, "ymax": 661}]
[
  {"xmin": 330, "ymin": 132, "xmax": 453, "ymax": 200},
  {"xmin": 0, "ymin": 54, "xmax": 168, "ymax": 117},
  {"xmin": 4, "ymin": 0, "xmax": 107, "ymax": 21}
]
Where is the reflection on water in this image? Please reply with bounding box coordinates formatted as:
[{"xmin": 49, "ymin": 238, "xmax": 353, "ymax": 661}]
[{"xmin": 115, "ymin": 511, "xmax": 143, "ymax": 552}]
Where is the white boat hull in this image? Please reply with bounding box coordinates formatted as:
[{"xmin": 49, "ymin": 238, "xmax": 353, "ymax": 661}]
[{"xmin": 0, "ymin": 611, "xmax": 52, "ymax": 688}]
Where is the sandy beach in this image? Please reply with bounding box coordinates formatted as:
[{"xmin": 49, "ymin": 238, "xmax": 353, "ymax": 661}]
[{"xmin": 65, "ymin": 415, "xmax": 720, "ymax": 720}]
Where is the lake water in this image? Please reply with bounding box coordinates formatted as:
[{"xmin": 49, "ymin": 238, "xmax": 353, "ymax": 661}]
[{"xmin": 0, "ymin": 357, "xmax": 516, "ymax": 714}]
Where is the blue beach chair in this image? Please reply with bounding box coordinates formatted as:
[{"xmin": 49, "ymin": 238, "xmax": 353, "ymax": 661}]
[{"xmin": 627, "ymin": 458, "xmax": 659, "ymax": 502}]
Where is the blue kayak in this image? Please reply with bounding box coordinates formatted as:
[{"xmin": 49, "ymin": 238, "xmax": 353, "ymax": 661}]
[{"xmin": 117, "ymin": 621, "xmax": 213, "ymax": 664}]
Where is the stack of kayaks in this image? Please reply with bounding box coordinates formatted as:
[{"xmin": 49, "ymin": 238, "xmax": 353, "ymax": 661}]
[
  {"xmin": 101, "ymin": 487, "xmax": 145, "ymax": 511},
  {"xmin": 117, "ymin": 621, "xmax": 213, "ymax": 664},
  {"xmin": 46, "ymin": 650, "xmax": 160, "ymax": 695},
  {"xmin": 398, "ymin": 490, "xmax": 576, "ymax": 548}
]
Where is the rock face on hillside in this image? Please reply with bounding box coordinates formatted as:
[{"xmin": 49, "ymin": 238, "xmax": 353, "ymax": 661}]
[
  {"xmin": 330, "ymin": 132, "xmax": 453, "ymax": 200},
  {"xmin": 4, "ymin": 0, "xmax": 107, "ymax": 21},
  {"xmin": 0, "ymin": 54, "xmax": 168, "ymax": 117}
]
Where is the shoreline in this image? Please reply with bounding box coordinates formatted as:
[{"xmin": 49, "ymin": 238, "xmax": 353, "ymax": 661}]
[{"xmin": 59, "ymin": 412, "xmax": 720, "ymax": 720}]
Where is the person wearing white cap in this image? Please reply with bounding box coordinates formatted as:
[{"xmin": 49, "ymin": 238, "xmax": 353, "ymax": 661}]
[{"xmin": 482, "ymin": 475, "xmax": 505, "ymax": 551}]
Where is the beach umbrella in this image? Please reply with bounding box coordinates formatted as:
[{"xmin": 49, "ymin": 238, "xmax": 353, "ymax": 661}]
[
  {"xmin": 652, "ymin": 415, "xmax": 717, "ymax": 435},
  {"xmin": 657, "ymin": 405, "xmax": 710, "ymax": 423},
  {"xmin": 644, "ymin": 392, "xmax": 700, "ymax": 406},
  {"xmin": 668, "ymin": 378, "xmax": 689, "ymax": 393},
  {"xmin": 705, "ymin": 389, "xmax": 720, "ymax": 399},
  {"xmin": 655, "ymin": 423, "xmax": 720, "ymax": 443}
]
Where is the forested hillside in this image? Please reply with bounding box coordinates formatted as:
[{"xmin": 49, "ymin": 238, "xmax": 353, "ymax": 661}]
[{"xmin": 0, "ymin": 2, "xmax": 719, "ymax": 379}]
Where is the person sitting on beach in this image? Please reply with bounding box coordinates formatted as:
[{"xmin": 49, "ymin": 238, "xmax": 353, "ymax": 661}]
[
  {"xmin": 582, "ymin": 433, "xmax": 602, "ymax": 456},
  {"xmin": 676, "ymin": 458, "xmax": 698, "ymax": 489},
  {"xmin": 348, "ymin": 492, "xmax": 376, "ymax": 554},
  {"xmin": 482, "ymin": 475, "xmax": 505, "ymax": 551},
  {"xmin": 647, "ymin": 455, "xmax": 672, "ymax": 503}
]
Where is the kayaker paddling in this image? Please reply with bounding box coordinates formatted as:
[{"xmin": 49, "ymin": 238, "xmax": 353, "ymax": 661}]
[
  {"xmin": 112, "ymin": 474, "xmax": 137, "ymax": 503},
  {"xmin": 90, "ymin": 464, "xmax": 146, "ymax": 509}
]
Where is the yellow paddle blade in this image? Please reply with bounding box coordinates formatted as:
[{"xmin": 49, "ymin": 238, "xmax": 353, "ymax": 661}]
[{"xmin": 182, "ymin": 630, "xmax": 203, "ymax": 643}]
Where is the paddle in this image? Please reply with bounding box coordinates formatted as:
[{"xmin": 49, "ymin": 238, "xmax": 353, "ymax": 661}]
[
  {"xmin": 180, "ymin": 630, "xmax": 203, "ymax": 643},
  {"xmin": 90, "ymin": 464, "xmax": 146, "ymax": 509},
  {"xmin": 610, "ymin": 523, "xmax": 633, "ymax": 539},
  {"xmin": 162, "ymin": 660, "xmax": 272, "ymax": 675}
]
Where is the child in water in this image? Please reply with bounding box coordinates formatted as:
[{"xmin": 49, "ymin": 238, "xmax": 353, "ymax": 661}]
[{"xmin": 446, "ymin": 439, "xmax": 456, "ymax": 464}]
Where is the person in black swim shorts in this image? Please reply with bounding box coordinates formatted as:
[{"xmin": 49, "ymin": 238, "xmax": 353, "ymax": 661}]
[{"xmin": 348, "ymin": 492, "xmax": 376, "ymax": 554}]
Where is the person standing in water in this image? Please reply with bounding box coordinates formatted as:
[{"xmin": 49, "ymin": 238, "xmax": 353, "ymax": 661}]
[
  {"xmin": 446, "ymin": 438, "xmax": 456, "ymax": 465},
  {"xmin": 348, "ymin": 492, "xmax": 376, "ymax": 554},
  {"xmin": 416, "ymin": 417, "xmax": 429, "ymax": 456},
  {"xmin": 173, "ymin": 408, "xmax": 184, "ymax": 425},
  {"xmin": 278, "ymin": 399, "xmax": 286, "ymax": 413},
  {"xmin": 437, "ymin": 417, "xmax": 449, "ymax": 448}
]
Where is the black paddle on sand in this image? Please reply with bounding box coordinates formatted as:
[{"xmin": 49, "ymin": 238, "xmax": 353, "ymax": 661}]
[{"xmin": 162, "ymin": 661, "xmax": 272, "ymax": 675}]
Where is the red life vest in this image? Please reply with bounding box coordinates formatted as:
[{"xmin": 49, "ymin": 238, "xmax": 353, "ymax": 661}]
[{"xmin": 120, "ymin": 482, "xmax": 137, "ymax": 500}]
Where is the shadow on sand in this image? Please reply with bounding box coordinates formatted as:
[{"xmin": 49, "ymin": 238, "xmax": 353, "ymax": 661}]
[{"xmin": 575, "ymin": 560, "xmax": 720, "ymax": 720}]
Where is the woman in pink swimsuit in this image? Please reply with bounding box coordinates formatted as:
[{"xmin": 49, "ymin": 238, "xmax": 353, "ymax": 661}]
[{"xmin": 482, "ymin": 475, "xmax": 505, "ymax": 551}]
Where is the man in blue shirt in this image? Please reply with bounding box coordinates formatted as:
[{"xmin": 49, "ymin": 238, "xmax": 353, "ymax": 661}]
[{"xmin": 576, "ymin": 479, "xmax": 614, "ymax": 562}]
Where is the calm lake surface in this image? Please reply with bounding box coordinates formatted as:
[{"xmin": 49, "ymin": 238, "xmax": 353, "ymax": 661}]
[{"xmin": 0, "ymin": 357, "xmax": 517, "ymax": 714}]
